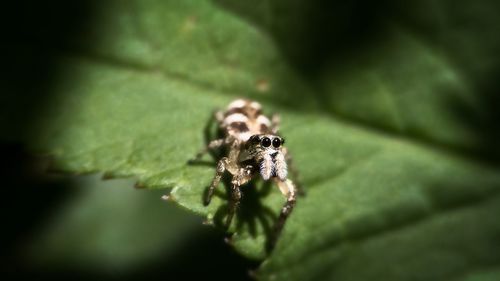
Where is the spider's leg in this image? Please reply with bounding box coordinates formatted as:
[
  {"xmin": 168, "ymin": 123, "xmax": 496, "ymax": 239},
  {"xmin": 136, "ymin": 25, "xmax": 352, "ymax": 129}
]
[
  {"xmin": 226, "ymin": 165, "xmax": 254, "ymax": 228},
  {"xmin": 271, "ymin": 114, "xmax": 280, "ymax": 134},
  {"xmin": 282, "ymin": 147, "xmax": 305, "ymax": 195},
  {"xmin": 190, "ymin": 110, "xmax": 226, "ymax": 163},
  {"xmin": 192, "ymin": 138, "xmax": 224, "ymax": 161},
  {"xmin": 205, "ymin": 157, "xmax": 229, "ymax": 206},
  {"xmin": 214, "ymin": 110, "xmax": 225, "ymax": 124},
  {"xmin": 225, "ymin": 183, "xmax": 241, "ymax": 228},
  {"xmin": 269, "ymin": 178, "xmax": 297, "ymax": 249}
]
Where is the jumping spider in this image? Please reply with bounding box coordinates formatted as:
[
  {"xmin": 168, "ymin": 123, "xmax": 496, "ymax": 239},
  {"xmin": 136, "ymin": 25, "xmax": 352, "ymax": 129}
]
[{"xmin": 192, "ymin": 99, "xmax": 302, "ymax": 248}]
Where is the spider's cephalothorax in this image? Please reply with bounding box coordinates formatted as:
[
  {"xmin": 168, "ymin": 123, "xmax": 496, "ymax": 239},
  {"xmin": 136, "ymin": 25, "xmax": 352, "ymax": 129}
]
[{"xmin": 192, "ymin": 99, "xmax": 302, "ymax": 249}]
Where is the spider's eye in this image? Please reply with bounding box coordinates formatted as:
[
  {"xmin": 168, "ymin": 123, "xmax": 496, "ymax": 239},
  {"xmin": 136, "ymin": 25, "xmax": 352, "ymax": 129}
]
[
  {"xmin": 272, "ymin": 138, "xmax": 281, "ymax": 148},
  {"xmin": 249, "ymin": 135, "xmax": 260, "ymax": 143},
  {"xmin": 261, "ymin": 137, "xmax": 271, "ymax": 147}
]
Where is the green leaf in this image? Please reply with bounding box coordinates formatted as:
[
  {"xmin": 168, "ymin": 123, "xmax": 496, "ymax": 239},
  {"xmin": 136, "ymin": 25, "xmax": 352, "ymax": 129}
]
[
  {"xmin": 215, "ymin": 0, "xmax": 500, "ymax": 158},
  {"xmin": 10, "ymin": 0, "xmax": 500, "ymax": 280},
  {"xmin": 27, "ymin": 175, "xmax": 201, "ymax": 271}
]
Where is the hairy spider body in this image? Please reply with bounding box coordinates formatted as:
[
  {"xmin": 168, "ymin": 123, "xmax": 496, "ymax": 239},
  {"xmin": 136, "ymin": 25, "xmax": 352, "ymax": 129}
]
[{"xmin": 193, "ymin": 99, "xmax": 302, "ymax": 249}]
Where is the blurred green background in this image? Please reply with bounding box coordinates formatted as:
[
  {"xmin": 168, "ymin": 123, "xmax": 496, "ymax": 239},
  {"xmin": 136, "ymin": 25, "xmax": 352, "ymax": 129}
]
[
  {"xmin": 2, "ymin": 0, "xmax": 500, "ymax": 280},
  {"xmin": 0, "ymin": 146, "xmax": 256, "ymax": 280}
]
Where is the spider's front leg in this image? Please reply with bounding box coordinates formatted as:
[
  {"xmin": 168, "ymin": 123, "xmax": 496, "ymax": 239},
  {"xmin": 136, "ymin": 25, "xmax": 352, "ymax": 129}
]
[
  {"xmin": 204, "ymin": 157, "xmax": 229, "ymax": 205},
  {"xmin": 226, "ymin": 183, "xmax": 242, "ymax": 228},
  {"xmin": 226, "ymin": 164, "xmax": 254, "ymax": 228},
  {"xmin": 204, "ymin": 138, "xmax": 243, "ymax": 208},
  {"xmin": 282, "ymin": 147, "xmax": 305, "ymax": 196},
  {"xmin": 269, "ymin": 178, "xmax": 297, "ymax": 249}
]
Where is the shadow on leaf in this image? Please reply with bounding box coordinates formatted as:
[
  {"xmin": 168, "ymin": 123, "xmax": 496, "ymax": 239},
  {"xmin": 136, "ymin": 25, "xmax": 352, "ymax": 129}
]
[{"xmin": 212, "ymin": 178, "xmax": 278, "ymax": 254}]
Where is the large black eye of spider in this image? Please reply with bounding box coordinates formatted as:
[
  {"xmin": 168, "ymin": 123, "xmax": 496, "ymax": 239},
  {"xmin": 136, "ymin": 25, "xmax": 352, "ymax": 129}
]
[
  {"xmin": 272, "ymin": 138, "xmax": 281, "ymax": 148},
  {"xmin": 261, "ymin": 137, "xmax": 271, "ymax": 147},
  {"xmin": 249, "ymin": 135, "xmax": 260, "ymax": 143}
]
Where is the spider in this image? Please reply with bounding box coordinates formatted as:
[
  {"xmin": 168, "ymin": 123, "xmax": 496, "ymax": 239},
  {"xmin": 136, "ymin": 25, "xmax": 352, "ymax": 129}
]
[{"xmin": 192, "ymin": 99, "xmax": 302, "ymax": 248}]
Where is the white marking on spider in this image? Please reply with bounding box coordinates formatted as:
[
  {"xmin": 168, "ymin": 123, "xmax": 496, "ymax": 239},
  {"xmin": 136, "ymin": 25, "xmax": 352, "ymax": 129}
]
[
  {"xmin": 223, "ymin": 113, "xmax": 248, "ymax": 125},
  {"xmin": 227, "ymin": 99, "xmax": 247, "ymax": 109},
  {"xmin": 250, "ymin": 101, "xmax": 262, "ymax": 110},
  {"xmin": 257, "ymin": 115, "xmax": 271, "ymax": 127}
]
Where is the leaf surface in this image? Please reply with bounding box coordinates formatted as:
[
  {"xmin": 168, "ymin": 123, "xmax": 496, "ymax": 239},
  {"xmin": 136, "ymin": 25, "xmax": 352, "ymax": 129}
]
[{"xmin": 28, "ymin": 176, "xmax": 200, "ymax": 271}]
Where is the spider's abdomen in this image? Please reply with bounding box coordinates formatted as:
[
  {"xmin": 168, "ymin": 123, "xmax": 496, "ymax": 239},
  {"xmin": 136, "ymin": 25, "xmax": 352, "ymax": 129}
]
[{"xmin": 220, "ymin": 99, "xmax": 272, "ymax": 142}]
